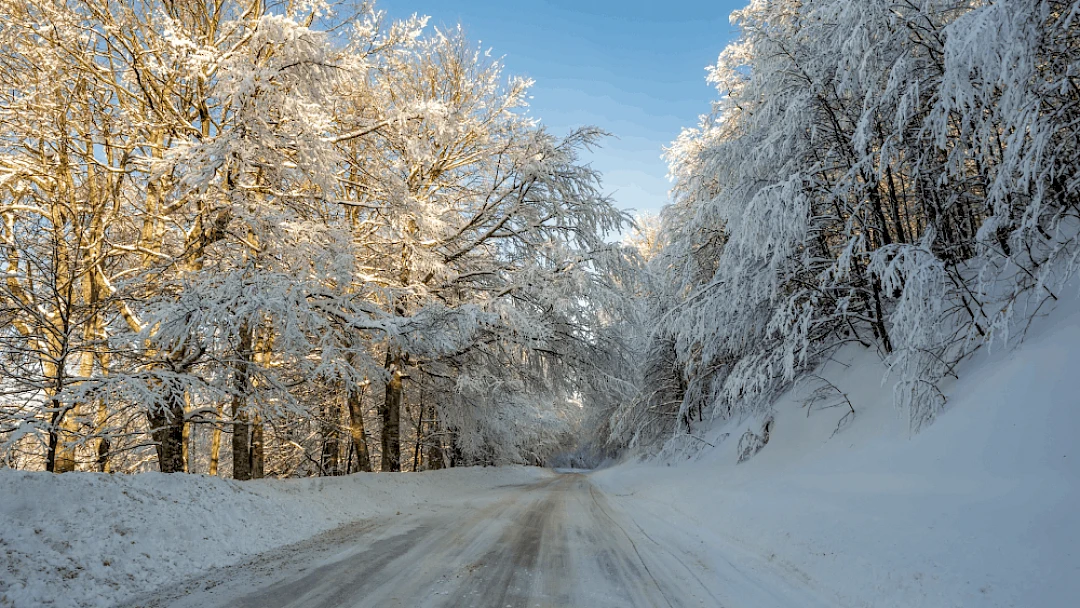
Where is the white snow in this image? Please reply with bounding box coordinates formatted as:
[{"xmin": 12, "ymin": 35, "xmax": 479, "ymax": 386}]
[
  {"xmin": 593, "ymin": 291, "xmax": 1080, "ymax": 607},
  {"xmin": 0, "ymin": 466, "xmax": 550, "ymax": 608},
  {"xmin": 4, "ymin": 296, "xmax": 1079, "ymax": 608}
]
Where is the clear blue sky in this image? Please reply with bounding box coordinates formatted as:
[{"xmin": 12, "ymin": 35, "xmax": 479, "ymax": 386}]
[{"xmin": 383, "ymin": 0, "xmax": 746, "ymax": 218}]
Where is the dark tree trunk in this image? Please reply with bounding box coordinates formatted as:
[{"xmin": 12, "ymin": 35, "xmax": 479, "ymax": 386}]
[
  {"xmin": 96, "ymin": 436, "xmax": 110, "ymax": 473},
  {"xmin": 95, "ymin": 400, "xmax": 111, "ymax": 473},
  {"xmin": 346, "ymin": 385, "xmax": 372, "ymax": 472},
  {"xmin": 411, "ymin": 385, "xmax": 428, "ymax": 472},
  {"xmin": 448, "ymin": 432, "xmax": 463, "ymax": 468},
  {"xmin": 231, "ymin": 413, "xmax": 251, "ymax": 481},
  {"xmin": 149, "ymin": 391, "xmax": 186, "ymax": 473},
  {"xmin": 870, "ymin": 276, "xmax": 893, "ymax": 354},
  {"xmin": 149, "ymin": 342, "xmax": 201, "ymax": 474},
  {"xmin": 320, "ymin": 400, "xmax": 340, "ymax": 476},
  {"xmin": 231, "ymin": 414, "xmax": 264, "ymax": 480},
  {"xmin": 45, "ymin": 400, "xmax": 62, "ymax": 473},
  {"xmin": 380, "ymin": 356, "xmax": 403, "ymax": 472},
  {"xmin": 412, "ymin": 405, "xmax": 424, "ymax": 472},
  {"xmin": 866, "ymin": 179, "xmax": 894, "ymax": 248},
  {"xmin": 884, "ymin": 166, "xmax": 909, "ymax": 245},
  {"xmin": 250, "ymin": 417, "xmax": 264, "ymax": 479},
  {"xmin": 46, "ymin": 397, "xmax": 77, "ymax": 473},
  {"xmin": 231, "ymin": 324, "xmax": 254, "ymax": 481}
]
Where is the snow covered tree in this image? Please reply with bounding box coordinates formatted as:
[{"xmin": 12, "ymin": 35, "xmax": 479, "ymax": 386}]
[
  {"xmin": 0, "ymin": 0, "xmax": 219, "ymax": 471},
  {"xmin": 0, "ymin": 0, "xmax": 632, "ymax": 475},
  {"xmin": 333, "ymin": 27, "xmax": 628, "ymax": 468},
  {"xmin": 620, "ymin": 0, "xmax": 1080, "ymax": 454}
]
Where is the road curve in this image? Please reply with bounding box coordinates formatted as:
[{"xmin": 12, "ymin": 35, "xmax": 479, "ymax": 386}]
[{"xmin": 129, "ymin": 473, "xmax": 719, "ymax": 608}]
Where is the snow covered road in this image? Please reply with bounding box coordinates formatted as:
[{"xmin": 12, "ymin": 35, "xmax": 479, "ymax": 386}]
[{"xmin": 126, "ymin": 472, "xmax": 829, "ymax": 608}]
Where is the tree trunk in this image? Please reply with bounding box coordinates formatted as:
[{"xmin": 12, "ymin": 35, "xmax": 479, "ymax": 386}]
[
  {"xmin": 870, "ymin": 276, "xmax": 893, "ymax": 354},
  {"xmin": 147, "ymin": 337, "xmax": 189, "ymax": 473},
  {"xmin": 448, "ymin": 432, "xmax": 463, "ymax": 468},
  {"xmin": 182, "ymin": 407, "xmax": 191, "ymax": 473},
  {"xmin": 96, "ymin": 436, "xmax": 110, "ymax": 473},
  {"xmin": 380, "ymin": 356, "xmax": 403, "ymax": 472},
  {"xmin": 231, "ymin": 324, "xmax": 254, "ymax": 481},
  {"xmin": 412, "ymin": 403, "xmax": 425, "ymax": 472},
  {"xmin": 55, "ymin": 412, "xmax": 79, "ymax": 473},
  {"xmin": 149, "ymin": 390, "xmax": 186, "ymax": 473},
  {"xmin": 209, "ymin": 404, "xmax": 223, "ymax": 476},
  {"xmin": 346, "ymin": 385, "xmax": 372, "ymax": 472},
  {"xmin": 250, "ymin": 416, "xmax": 264, "ymax": 479},
  {"xmin": 320, "ymin": 400, "xmax": 340, "ymax": 476},
  {"xmin": 95, "ymin": 401, "xmax": 110, "ymax": 473},
  {"xmin": 43, "ymin": 350, "xmax": 77, "ymax": 473},
  {"xmin": 884, "ymin": 166, "xmax": 909, "ymax": 245},
  {"xmin": 232, "ymin": 411, "xmax": 252, "ymax": 481},
  {"xmin": 46, "ymin": 399, "xmax": 78, "ymax": 473}
]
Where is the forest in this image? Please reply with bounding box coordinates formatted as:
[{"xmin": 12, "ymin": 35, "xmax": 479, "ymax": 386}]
[{"xmin": 2, "ymin": 0, "xmax": 1079, "ymax": 479}]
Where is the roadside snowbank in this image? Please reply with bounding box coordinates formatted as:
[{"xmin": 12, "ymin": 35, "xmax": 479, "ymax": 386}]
[
  {"xmin": 594, "ymin": 296, "xmax": 1080, "ymax": 607},
  {"xmin": 0, "ymin": 466, "xmax": 549, "ymax": 608}
]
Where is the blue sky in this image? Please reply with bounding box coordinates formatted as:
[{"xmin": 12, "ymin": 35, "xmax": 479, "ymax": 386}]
[{"xmin": 383, "ymin": 1, "xmax": 746, "ymax": 218}]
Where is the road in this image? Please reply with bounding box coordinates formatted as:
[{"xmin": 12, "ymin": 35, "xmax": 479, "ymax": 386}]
[{"xmin": 130, "ymin": 473, "xmax": 833, "ymax": 608}]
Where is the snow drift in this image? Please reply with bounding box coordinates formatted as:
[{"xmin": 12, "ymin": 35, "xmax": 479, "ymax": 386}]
[{"xmin": 594, "ymin": 289, "xmax": 1080, "ymax": 607}]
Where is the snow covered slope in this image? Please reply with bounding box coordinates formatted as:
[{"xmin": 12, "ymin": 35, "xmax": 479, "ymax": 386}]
[
  {"xmin": 0, "ymin": 466, "xmax": 549, "ymax": 608},
  {"xmin": 594, "ymin": 295, "xmax": 1080, "ymax": 607}
]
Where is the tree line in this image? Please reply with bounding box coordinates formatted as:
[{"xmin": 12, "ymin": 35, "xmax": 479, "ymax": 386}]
[
  {"xmin": 608, "ymin": 0, "xmax": 1080, "ymax": 451},
  {"xmin": 0, "ymin": 0, "xmax": 632, "ymax": 476},
  {"xmin": 9, "ymin": 0, "xmax": 1066, "ymax": 473}
]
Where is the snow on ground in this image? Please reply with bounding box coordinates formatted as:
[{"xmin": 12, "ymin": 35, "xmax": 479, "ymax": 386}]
[
  {"xmin": 0, "ymin": 465, "xmax": 550, "ymax": 608},
  {"xmin": 3, "ymin": 304, "xmax": 1079, "ymax": 608},
  {"xmin": 594, "ymin": 295, "xmax": 1080, "ymax": 607}
]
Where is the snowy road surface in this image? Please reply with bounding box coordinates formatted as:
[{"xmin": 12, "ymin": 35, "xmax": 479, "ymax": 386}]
[{"xmin": 126, "ymin": 472, "xmax": 834, "ymax": 608}]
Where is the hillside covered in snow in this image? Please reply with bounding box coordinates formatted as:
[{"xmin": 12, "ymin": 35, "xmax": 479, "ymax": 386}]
[{"xmin": 596, "ymin": 288, "xmax": 1080, "ymax": 607}]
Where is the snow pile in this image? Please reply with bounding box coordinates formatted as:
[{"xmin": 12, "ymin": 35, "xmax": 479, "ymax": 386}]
[
  {"xmin": 594, "ymin": 295, "xmax": 1080, "ymax": 607},
  {"xmin": 0, "ymin": 466, "xmax": 549, "ymax": 608}
]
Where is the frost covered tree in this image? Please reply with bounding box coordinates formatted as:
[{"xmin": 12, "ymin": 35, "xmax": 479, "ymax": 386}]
[
  {"xmin": 0, "ymin": 0, "xmax": 224, "ymax": 471},
  {"xmin": 605, "ymin": 215, "xmax": 687, "ymax": 449},
  {"xmin": 0, "ymin": 0, "xmax": 631, "ymax": 475},
  {"xmin": 615, "ymin": 0, "xmax": 1080, "ymax": 453},
  {"xmin": 334, "ymin": 27, "xmax": 628, "ymax": 469}
]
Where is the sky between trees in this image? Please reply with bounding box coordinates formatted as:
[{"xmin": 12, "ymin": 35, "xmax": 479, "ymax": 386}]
[{"xmin": 382, "ymin": 0, "xmax": 747, "ymax": 218}]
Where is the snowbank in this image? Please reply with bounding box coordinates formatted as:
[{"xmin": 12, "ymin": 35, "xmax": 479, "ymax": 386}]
[
  {"xmin": 594, "ymin": 295, "xmax": 1080, "ymax": 607},
  {"xmin": 0, "ymin": 466, "xmax": 549, "ymax": 608}
]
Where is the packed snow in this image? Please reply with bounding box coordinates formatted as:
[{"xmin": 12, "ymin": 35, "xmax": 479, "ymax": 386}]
[{"xmin": 0, "ymin": 467, "xmax": 550, "ymax": 608}]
